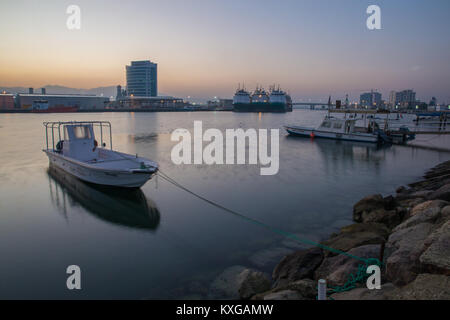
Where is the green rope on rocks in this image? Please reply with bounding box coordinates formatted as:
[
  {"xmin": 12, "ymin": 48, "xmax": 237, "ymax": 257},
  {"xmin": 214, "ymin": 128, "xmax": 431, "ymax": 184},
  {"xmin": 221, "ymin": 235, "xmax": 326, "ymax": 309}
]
[
  {"xmin": 327, "ymin": 258, "xmax": 383, "ymax": 298},
  {"xmin": 157, "ymin": 170, "xmax": 383, "ymax": 298}
]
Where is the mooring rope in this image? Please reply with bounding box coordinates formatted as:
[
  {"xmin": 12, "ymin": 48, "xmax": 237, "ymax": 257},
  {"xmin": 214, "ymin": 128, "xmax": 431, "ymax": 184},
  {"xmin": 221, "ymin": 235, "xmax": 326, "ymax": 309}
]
[{"xmin": 157, "ymin": 169, "xmax": 382, "ymax": 297}]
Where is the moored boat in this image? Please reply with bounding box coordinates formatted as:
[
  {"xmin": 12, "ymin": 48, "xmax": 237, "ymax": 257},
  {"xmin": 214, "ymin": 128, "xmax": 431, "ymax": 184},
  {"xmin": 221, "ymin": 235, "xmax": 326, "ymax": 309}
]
[
  {"xmin": 43, "ymin": 121, "xmax": 158, "ymax": 188},
  {"xmin": 233, "ymin": 84, "xmax": 290, "ymax": 113},
  {"xmin": 285, "ymin": 116, "xmax": 380, "ymax": 143}
]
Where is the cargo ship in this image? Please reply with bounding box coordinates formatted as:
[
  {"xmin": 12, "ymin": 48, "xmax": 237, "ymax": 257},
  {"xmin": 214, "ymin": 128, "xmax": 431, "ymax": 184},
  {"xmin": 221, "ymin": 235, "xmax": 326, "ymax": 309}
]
[
  {"xmin": 233, "ymin": 85, "xmax": 292, "ymax": 113},
  {"xmin": 31, "ymin": 100, "xmax": 79, "ymax": 113}
]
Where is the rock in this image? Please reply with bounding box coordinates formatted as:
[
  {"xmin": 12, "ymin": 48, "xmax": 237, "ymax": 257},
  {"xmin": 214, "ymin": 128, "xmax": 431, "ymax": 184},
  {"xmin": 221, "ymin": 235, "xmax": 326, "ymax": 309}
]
[
  {"xmin": 428, "ymin": 183, "xmax": 450, "ymax": 201},
  {"xmin": 384, "ymin": 223, "xmax": 434, "ymax": 285},
  {"xmin": 442, "ymin": 205, "xmax": 450, "ymax": 221},
  {"xmin": 272, "ymin": 247, "xmax": 323, "ymax": 288},
  {"xmin": 388, "ymin": 274, "xmax": 450, "ymax": 300},
  {"xmin": 251, "ymin": 279, "xmax": 316, "ymax": 300},
  {"xmin": 352, "ymin": 195, "xmax": 403, "ymax": 228},
  {"xmin": 263, "ymin": 290, "xmax": 303, "ymax": 300},
  {"xmin": 410, "ymin": 190, "xmax": 434, "ymax": 198},
  {"xmin": 383, "ymin": 195, "xmax": 397, "ymax": 210},
  {"xmin": 314, "ymin": 244, "xmax": 382, "ymax": 287},
  {"xmin": 393, "ymin": 207, "xmax": 441, "ymax": 232},
  {"xmin": 330, "ymin": 283, "xmax": 397, "ymax": 300},
  {"xmin": 238, "ymin": 270, "xmax": 272, "ymax": 300},
  {"xmin": 396, "ymin": 186, "xmax": 406, "ymax": 194},
  {"xmin": 410, "ymin": 200, "xmax": 448, "ymax": 216},
  {"xmin": 353, "ymin": 194, "xmax": 384, "ymax": 222},
  {"xmin": 208, "ymin": 266, "xmax": 248, "ymax": 299},
  {"xmin": 321, "ymin": 224, "xmax": 386, "ymax": 257},
  {"xmin": 419, "ymin": 220, "xmax": 450, "ymax": 275},
  {"xmin": 339, "ymin": 222, "xmax": 390, "ymax": 239},
  {"xmin": 285, "ymin": 279, "xmax": 316, "ymax": 299},
  {"xmin": 360, "ymin": 209, "xmax": 402, "ymax": 229},
  {"xmin": 396, "ymin": 198, "xmax": 425, "ymax": 211}
]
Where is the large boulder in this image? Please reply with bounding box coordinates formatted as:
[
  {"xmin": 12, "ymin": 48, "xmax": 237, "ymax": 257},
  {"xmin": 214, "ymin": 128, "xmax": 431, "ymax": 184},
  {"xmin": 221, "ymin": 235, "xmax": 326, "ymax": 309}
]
[
  {"xmin": 314, "ymin": 244, "xmax": 382, "ymax": 287},
  {"xmin": 251, "ymin": 279, "xmax": 316, "ymax": 300},
  {"xmin": 428, "ymin": 183, "xmax": 450, "ymax": 201},
  {"xmin": 321, "ymin": 223, "xmax": 387, "ymax": 257},
  {"xmin": 359, "ymin": 208, "xmax": 403, "ymax": 229},
  {"xmin": 238, "ymin": 270, "xmax": 272, "ymax": 300},
  {"xmin": 252, "ymin": 278, "xmax": 316, "ymax": 300},
  {"xmin": 388, "ymin": 274, "xmax": 450, "ymax": 300},
  {"xmin": 353, "ymin": 194, "xmax": 403, "ymax": 228},
  {"xmin": 263, "ymin": 290, "xmax": 303, "ymax": 300},
  {"xmin": 442, "ymin": 205, "xmax": 450, "ymax": 221},
  {"xmin": 209, "ymin": 266, "xmax": 250, "ymax": 299},
  {"xmin": 339, "ymin": 222, "xmax": 390, "ymax": 238},
  {"xmin": 396, "ymin": 198, "xmax": 426, "ymax": 211},
  {"xmin": 272, "ymin": 247, "xmax": 323, "ymax": 288},
  {"xmin": 353, "ymin": 194, "xmax": 385, "ymax": 222},
  {"xmin": 410, "ymin": 200, "xmax": 448, "ymax": 216},
  {"xmin": 419, "ymin": 220, "xmax": 450, "ymax": 275},
  {"xmin": 393, "ymin": 207, "xmax": 441, "ymax": 232},
  {"xmin": 285, "ymin": 279, "xmax": 316, "ymax": 299},
  {"xmin": 384, "ymin": 223, "xmax": 434, "ymax": 285},
  {"xmin": 330, "ymin": 283, "xmax": 397, "ymax": 300}
]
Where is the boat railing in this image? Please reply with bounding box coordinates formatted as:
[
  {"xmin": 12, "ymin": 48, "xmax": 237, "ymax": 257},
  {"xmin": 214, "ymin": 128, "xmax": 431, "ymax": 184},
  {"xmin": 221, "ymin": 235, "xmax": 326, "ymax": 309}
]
[{"xmin": 43, "ymin": 121, "xmax": 113, "ymax": 152}]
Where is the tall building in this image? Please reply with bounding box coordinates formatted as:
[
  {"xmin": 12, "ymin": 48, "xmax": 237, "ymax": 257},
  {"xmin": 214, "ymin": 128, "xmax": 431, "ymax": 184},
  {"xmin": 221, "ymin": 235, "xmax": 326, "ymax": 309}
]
[
  {"xmin": 389, "ymin": 91, "xmax": 397, "ymax": 109},
  {"xmin": 395, "ymin": 90, "xmax": 416, "ymax": 108},
  {"xmin": 126, "ymin": 60, "xmax": 157, "ymax": 97},
  {"xmin": 360, "ymin": 90, "xmax": 382, "ymax": 108}
]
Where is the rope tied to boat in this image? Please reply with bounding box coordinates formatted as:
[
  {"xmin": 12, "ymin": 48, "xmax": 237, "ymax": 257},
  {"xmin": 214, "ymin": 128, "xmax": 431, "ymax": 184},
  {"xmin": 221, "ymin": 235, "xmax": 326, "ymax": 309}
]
[{"xmin": 156, "ymin": 169, "xmax": 383, "ymax": 298}]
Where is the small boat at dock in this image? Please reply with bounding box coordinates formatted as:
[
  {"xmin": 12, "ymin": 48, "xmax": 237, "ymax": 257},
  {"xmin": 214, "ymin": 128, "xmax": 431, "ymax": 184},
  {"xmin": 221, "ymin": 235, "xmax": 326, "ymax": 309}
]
[
  {"xmin": 43, "ymin": 121, "xmax": 158, "ymax": 188},
  {"xmin": 285, "ymin": 116, "xmax": 380, "ymax": 143}
]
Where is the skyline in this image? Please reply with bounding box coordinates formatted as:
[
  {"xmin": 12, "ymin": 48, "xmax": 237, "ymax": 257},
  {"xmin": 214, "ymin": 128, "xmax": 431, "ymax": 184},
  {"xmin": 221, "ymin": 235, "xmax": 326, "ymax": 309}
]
[{"xmin": 1, "ymin": 0, "xmax": 450, "ymax": 103}]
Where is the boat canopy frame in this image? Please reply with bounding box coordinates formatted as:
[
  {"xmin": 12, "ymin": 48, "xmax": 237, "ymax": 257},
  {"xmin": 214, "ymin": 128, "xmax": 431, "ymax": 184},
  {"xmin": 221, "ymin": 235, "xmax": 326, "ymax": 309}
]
[{"xmin": 43, "ymin": 121, "xmax": 113, "ymax": 151}]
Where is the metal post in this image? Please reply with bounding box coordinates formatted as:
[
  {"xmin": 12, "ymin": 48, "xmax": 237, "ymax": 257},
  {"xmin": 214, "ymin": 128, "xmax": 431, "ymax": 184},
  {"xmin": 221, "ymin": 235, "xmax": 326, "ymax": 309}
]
[
  {"xmin": 58, "ymin": 123, "xmax": 61, "ymax": 144},
  {"xmin": 109, "ymin": 123, "xmax": 112, "ymax": 150},
  {"xmin": 45, "ymin": 123, "xmax": 48, "ymax": 150},
  {"xmin": 318, "ymin": 279, "xmax": 327, "ymax": 300},
  {"xmin": 51, "ymin": 123, "xmax": 55, "ymax": 151},
  {"xmin": 100, "ymin": 123, "xmax": 103, "ymax": 147}
]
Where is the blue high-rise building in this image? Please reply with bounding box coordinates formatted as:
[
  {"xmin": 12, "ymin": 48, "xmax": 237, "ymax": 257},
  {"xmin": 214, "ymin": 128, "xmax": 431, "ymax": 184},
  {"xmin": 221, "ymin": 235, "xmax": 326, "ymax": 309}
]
[
  {"xmin": 360, "ymin": 90, "xmax": 382, "ymax": 108},
  {"xmin": 126, "ymin": 60, "xmax": 158, "ymax": 97}
]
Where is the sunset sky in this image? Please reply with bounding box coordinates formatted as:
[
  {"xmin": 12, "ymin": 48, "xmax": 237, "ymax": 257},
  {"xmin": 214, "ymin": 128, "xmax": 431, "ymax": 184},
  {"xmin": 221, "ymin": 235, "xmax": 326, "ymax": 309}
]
[{"xmin": 1, "ymin": 0, "xmax": 449, "ymax": 102}]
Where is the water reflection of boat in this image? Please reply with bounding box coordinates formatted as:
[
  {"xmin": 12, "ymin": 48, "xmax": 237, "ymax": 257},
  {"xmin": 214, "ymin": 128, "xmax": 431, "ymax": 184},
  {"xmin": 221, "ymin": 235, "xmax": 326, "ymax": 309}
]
[
  {"xmin": 47, "ymin": 166, "xmax": 160, "ymax": 231},
  {"xmin": 312, "ymin": 138, "xmax": 388, "ymax": 165}
]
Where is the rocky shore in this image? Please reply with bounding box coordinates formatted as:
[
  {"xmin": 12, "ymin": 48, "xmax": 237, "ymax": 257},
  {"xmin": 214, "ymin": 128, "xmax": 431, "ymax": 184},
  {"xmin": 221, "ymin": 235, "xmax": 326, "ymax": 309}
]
[{"xmin": 218, "ymin": 160, "xmax": 450, "ymax": 300}]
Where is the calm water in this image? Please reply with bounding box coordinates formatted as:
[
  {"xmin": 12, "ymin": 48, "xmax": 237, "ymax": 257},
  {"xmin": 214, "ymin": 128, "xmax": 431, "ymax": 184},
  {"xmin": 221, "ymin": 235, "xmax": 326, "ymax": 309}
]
[{"xmin": 0, "ymin": 110, "xmax": 449, "ymax": 299}]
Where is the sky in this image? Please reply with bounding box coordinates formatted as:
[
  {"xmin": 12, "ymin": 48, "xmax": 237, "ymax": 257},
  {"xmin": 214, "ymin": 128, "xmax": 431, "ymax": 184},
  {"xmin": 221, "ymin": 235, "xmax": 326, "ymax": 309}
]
[{"xmin": 0, "ymin": 0, "xmax": 449, "ymax": 103}]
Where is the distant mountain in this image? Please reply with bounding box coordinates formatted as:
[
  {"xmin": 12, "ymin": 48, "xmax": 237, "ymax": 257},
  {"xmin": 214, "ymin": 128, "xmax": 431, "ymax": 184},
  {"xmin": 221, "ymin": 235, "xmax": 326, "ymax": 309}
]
[{"xmin": 0, "ymin": 85, "xmax": 118, "ymax": 97}]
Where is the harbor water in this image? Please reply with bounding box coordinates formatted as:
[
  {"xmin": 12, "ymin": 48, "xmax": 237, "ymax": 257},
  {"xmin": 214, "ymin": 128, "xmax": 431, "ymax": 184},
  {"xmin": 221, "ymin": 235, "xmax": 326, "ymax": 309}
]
[{"xmin": 0, "ymin": 110, "xmax": 449, "ymax": 299}]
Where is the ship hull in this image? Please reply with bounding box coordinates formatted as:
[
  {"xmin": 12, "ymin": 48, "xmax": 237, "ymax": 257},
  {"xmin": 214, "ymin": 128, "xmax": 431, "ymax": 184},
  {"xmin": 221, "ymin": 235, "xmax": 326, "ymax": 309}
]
[
  {"xmin": 32, "ymin": 106, "xmax": 79, "ymax": 113},
  {"xmin": 285, "ymin": 126, "xmax": 379, "ymax": 143},
  {"xmin": 233, "ymin": 102, "xmax": 287, "ymax": 113}
]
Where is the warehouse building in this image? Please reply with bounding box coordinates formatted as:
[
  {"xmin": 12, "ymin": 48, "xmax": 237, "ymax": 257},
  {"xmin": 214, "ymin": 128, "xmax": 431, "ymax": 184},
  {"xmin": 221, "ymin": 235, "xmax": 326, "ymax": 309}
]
[
  {"xmin": 16, "ymin": 93, "xmax": 110, "ymax": 111},
  {"xmin": 0, "ymin": 93, "xmax": 15, "ymax": 110}
]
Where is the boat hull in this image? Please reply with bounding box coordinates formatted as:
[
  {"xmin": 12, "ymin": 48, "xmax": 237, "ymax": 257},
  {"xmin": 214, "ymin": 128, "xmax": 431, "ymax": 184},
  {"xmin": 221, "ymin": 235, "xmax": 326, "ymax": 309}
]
[
  {"xmin": 32, "ymin": 106, "xmax": 79, "ymax": 113},
  {"xmin": 233, "ymin": 102, "xmax": 287, "ymax": 113},
  {"xmin": 285, "ymin": 126, "xmax": 379, "ymax": 143},
  {"xmin": 44, "ymin": 150, "xmax": 155, "ymax": 188}
]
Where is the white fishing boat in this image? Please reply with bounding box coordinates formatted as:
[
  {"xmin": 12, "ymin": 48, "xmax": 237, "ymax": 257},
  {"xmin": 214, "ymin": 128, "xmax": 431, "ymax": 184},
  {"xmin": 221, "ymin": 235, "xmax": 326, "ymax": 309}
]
[
  {"xmin": 285, "ymin": 116, "xmax": 380, "ymax": 143},
  {"xmin": 43, "ymin": 121, "xmax": 158, "ymax": 188}
]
